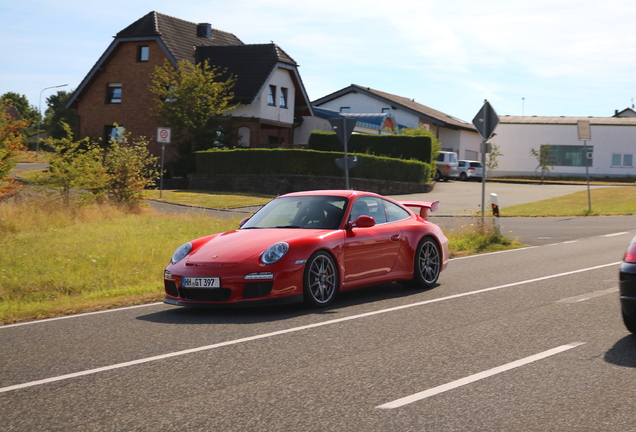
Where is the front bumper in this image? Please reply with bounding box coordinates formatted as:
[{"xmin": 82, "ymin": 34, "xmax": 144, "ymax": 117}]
[
  {"xmin": 163, "ymin": 260, "xmax": 306, "ymax": 306},
  {"xmin": 619, "ymin": 262, "xmax": 636, "ymax": 316}
]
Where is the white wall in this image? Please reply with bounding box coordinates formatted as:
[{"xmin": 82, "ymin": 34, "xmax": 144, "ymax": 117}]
[
  {"xmin": 491, "ymin": 122, "xmax": 636, "ymax": 177},
  {"xmin": 232, "ymin": 68, "xmax": 296, "ymax": 125}
]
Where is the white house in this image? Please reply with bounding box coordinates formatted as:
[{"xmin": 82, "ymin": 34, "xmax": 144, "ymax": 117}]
[
  {"xmin": 491, "ymin": 115, "xmax": 636, "ymax": 178},
  {"xmin": 312, "ymin": 84, "xmax": 483, "ymax": 160}
]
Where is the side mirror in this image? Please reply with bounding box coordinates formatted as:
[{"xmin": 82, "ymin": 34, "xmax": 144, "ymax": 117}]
[
  {"xmin": 351, "ymin": 215, "xmax": 376, "ymax": 228},
  {"xmin": 239, "ymin": 217, "xmax": 250, "ymax": 227}
]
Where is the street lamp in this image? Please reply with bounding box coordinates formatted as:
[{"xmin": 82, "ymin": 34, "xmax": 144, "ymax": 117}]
[{"xmin": 36, "ymin": 84, "xmax": 68, "ymax": 157}]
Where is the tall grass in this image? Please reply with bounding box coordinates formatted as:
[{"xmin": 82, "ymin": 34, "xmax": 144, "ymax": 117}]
[{"xmin": 0, "ymin": 193, "xmax": 240, "ymax": 323}]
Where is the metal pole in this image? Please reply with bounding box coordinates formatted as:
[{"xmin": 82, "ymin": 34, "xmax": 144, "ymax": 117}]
[
  {"xmin": 160, "ymin": 142, "xmax": 165, "ymax": 198},
  {"xmin": 344, "ymin": 133, "xmax": 350, "ymax": 189},
  {"xmin": 481, "ymin": 139, "xmax": 487, "ymax": 224},
  {"xmin": 36, "ymin": 84, "xmax": 68, "ymax": 157},
  {"xmin": 584, "ymin": 140, "xmax": 591, "ymax": 213}
]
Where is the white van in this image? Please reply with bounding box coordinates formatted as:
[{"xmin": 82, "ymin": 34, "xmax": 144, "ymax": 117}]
[{"xmin": 434, "ymin": 151, "xmax": 459, "ymax": 181}]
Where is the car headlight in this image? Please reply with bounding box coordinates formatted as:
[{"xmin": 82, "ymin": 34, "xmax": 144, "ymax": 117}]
[
  {"xmin": 261, "ymin": 242, "xmax": 289, "ymax": 265},
  {"xmin": 171, "ymin": 242, "xmax": 192, "ymax": 264}
]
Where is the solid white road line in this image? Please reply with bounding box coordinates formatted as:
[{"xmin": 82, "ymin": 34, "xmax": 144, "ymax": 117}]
[
  {"xmin": 376, "ymin": 342, "xmax": 585, "ymax": 409},
  {"xmin": 0, "ymin": 263, "xmax": 618, "ymax": 394},
  {"xmin": 1, "ymin": 303, "xmax": 163, "ymax": 329}
]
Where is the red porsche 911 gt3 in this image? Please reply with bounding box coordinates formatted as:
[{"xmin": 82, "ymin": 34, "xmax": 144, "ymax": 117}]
[{"xmin": 163, "ymin": 190, "xmax": 449, "ymax": 308}]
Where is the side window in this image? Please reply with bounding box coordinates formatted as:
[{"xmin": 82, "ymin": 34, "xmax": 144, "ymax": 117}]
[
  {"xmin": 436, "ymin": 154, "xmax": 444, "ymax": 162},
  {"xmin": 384, "ymin": 200, "xmax": 410, "ymax": 222},
  {"xmin": 350, "ymin": 197, "xmax": 387, "ymax": 224}
]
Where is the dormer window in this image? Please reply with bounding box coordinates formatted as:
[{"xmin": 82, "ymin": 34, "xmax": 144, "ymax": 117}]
[
  {"xmin": 138, "ymin": 46, "xmax": 149, "ymax": 62},
  {"xmin": 268, "ymin": 85, "xmax": 276, "ymax": 106},
  {"xmin": 107, "ymin": 84, "xmax": 122, "ymax": 104}
]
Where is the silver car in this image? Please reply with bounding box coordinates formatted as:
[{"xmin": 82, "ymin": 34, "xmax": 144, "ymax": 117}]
[{"xmin": 457, "ymin": 160, "xmax": 483, "ymax": 181}]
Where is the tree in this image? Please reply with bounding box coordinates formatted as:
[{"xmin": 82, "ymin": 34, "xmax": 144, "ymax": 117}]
[
  {"xmin": 530, "ymin": 144, "xmax": 553, "ymax": 183},
  {"xmin": 0, "ymin": 92, "xmax": 38, "ymax": 125},
  {"xmin": 486, "ymin": 143, "xmax": 503, "ymax": 176},
  {"xmin": 0, "ymin": 100, "xmax": 29, "ymax": 193},
  {"xmin": 149, "ymin": 59, "xmax": 237, "ymax": 174},
  {"xmin": 103, "ymin": 130, "xmax": 159, "ymax": 205},
  {"xmin": 40, "ymin": 123, "xmax": 108, "ymax": 204},
  {"xmin": 43, "ymin": 90, "xmax": 78, "ymax": 139}
]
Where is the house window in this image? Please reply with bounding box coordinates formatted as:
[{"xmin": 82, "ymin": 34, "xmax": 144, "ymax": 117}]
[
  {"xmin": 105, "ymin": 125, "xmax": 125, "ymax": 143},
  {"xmin": 138, "ymin": 46, "xmax": 149, "ymax": 62},
  {"xmin": 268, "ymin": 85, "xmax": 276, "ymax": 106},
  {"xmin": 340, "ymin": 107, "xmax": 350, "ymax": 113},
  {"xmin": 545, "ymin": 144, "xmax": 593, "ymax": 166},
  {"xmin": 612, "ymin": 153, "xmax": 633, "ymax": 167},
  {"xmin": 164, "ymin": 86, "xmax": 176, "ymax": 102},
  {"xmin": 280, "ymin": 87, "xmax": 288, "ymax": 108},
  {"xmin": 107, "ymin": 84, "xmax": 122, "ymax": 104}
]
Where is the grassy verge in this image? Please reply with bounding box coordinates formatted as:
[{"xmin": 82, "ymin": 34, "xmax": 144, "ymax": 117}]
[
  {"xmin": 0, "ymin": 194, "xmax": 241, "ymax": 324},
  {"xmin": 144, "ymin": 189, "xmax": 273, "ymax": 208},
  {"xmin": 501, "ymin": 186, "xmax": 636, "ymax": 216}
]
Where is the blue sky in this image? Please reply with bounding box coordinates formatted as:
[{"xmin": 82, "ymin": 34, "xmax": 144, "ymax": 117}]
[{"xmin": 2, "ymin": 0, "xmax": 636, "ymax": 122}]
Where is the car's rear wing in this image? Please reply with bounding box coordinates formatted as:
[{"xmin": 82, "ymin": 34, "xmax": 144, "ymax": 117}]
[{"xmin": 400, "ymin": 201, "xmax": 440, "ymax": 221}]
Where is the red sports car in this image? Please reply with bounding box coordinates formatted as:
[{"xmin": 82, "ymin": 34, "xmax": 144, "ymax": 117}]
[{"xmin": 163, "ymin": 190, "xmax": 448, "ymax": 308}]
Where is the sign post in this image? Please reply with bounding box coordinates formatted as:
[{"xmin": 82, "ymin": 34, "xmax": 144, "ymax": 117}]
[
  {"xmin": 157, "ymin": 127, "xmax": 171, "ymax": 198},
  {"xmin": 328, "ymin": 117, "xmax": 358, "ymax": 189},
  {"xmin": 472, "ymin": 100, "xmax": 499, "ymax": 223},
  {"xmin": 577, "ymin": 120, "xmax": 592, "ymax": 213}
]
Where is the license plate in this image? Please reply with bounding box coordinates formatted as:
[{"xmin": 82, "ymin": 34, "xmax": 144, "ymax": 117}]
[{"xmin": 182, "ymin": 277, "xmax": 220, "ymax": 288}]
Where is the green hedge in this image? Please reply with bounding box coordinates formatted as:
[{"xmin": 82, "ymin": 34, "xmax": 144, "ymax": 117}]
[
  {"xmin": 308, "ymin": 132, "xmax": 433, "ymax": 163},
  {"xmin": 196, "ymin": 148, "xmax": 431, "ymax": 184}
]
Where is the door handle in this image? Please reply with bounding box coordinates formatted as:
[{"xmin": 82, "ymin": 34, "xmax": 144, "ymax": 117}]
[{"xmin": 391, "ymin": 234, "xmax": 401, "ymax": 242}]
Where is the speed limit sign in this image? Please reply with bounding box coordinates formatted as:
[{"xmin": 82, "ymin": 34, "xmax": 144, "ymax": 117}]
[{"xmin": 157, "ymin": 127, "xmax": 171, "ymax": 143}]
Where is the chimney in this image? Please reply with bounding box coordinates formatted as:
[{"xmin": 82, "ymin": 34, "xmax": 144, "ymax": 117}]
[{"xmin": 197, "ymin": 23, "xmax": 212, "ymax": 39}]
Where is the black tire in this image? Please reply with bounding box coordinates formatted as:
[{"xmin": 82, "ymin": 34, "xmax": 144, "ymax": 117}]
[
  {"xmin": 623, "ymin": 312, "xmax": 636, "ymax": 333},
  {"xmin": 303, "ymin": 251, "xmax": 338, "ymax": 307},
  {"xmin": 459, "ymin": 172, "xmax": 468, "ymax": 181},
  {"xmin": 433, "ymin": 170, "xmax": 442, "ymax": 182},
  {"xmin": 412, "ymin": 237, "xmax": 441, "ymax": 288}
]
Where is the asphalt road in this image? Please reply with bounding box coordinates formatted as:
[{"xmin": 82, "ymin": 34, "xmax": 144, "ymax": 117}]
[{"xmin": 1, "ymin": 225, "xmax": 634, "ymax": 431}]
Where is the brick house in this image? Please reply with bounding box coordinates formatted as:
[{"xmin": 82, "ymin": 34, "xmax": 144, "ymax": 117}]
[{"xmin": 66, "ymin": 11, "xmax": 314, "ymax": 159}]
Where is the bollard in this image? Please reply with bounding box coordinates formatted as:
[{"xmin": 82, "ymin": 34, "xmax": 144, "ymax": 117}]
[{"xmin": 490, "ymin": 193, "xmax": 500, "ymax": 235}]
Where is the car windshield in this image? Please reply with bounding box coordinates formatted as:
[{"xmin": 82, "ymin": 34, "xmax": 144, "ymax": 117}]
[{"xmin": 240, "ymin": 196, "xmax": 349, "ymax": 230}]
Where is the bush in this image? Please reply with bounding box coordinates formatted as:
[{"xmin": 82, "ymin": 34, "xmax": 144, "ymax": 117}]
[
  {"xmin": 308, "ymin": 131, "xmax": 433, "ymax": 163},
  {"xmin": 196, "ymin": 148, "xmax": 431, "ymax": 183}
]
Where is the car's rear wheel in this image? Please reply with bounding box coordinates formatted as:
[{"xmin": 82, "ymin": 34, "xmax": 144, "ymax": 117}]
[
  {"xmin": 412, "ymin": 236, "xmax": 441, "ymax": 288},
  {"xmin": 433, "ymin": 170, "xmax": 442, "ymax": 182},
  {"xmin": 460, "ymin": 172, "xmax": 468, "ymax": 181},
  {"xmin": 622, "ymin": 312, "xmax": 636, "ymax": 333},
  {"xmin": 303, "ymin": 251, "xmax": 338, "ymax": 307}
]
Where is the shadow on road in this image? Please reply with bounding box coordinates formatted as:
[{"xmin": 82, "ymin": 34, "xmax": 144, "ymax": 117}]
[
  {"xmin": 604, "ymin": 334, "xmax": 636, "ymax": 368},
  {"xmin": 136, "ymin": 282, "xmax": 437, "ymax": 325}
]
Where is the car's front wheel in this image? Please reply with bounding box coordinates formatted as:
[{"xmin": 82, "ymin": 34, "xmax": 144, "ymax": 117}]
[
  {"xmin": 412, "ymin": 236, "xmax": 441, "ymax": 288},
  {"xmin": 303, "ymin": 251, "xmax": 338, "ymax": 307},
  {"xmin": 460, "ymin": 172, "xmax": 468, "ymax": 181}
]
